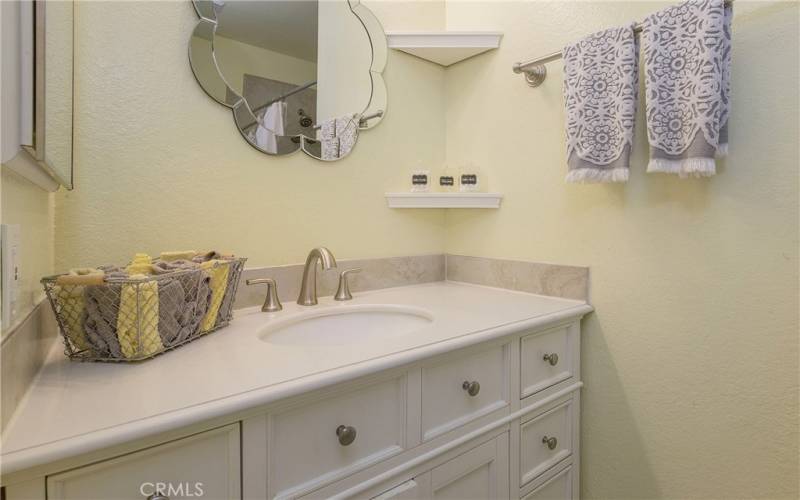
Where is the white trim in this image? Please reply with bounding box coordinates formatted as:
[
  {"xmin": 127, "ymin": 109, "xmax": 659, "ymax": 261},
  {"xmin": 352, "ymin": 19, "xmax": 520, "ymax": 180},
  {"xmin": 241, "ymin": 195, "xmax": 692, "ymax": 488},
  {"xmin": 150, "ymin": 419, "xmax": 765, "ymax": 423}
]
[
  {"xmin": 2, "ymin": 151, "xmax": 60, "ymax": 192},
  {"xmin": 385, "ymin": 192, "xmax": 503, "ymax": 209}
]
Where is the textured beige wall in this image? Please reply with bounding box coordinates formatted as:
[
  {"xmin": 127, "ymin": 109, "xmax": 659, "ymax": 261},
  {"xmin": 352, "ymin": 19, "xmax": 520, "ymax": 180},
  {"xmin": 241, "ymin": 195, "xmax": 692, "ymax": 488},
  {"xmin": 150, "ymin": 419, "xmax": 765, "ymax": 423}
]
[
  {"xmin": 444, "ymin": 1, "xmax": 799, "ymax": 498},
  {"xmin": 0, "ymin": 168, "xmax": 55, "ymax": 335},
  {"xmin": 55, "ymin": 1, "xmax": 447, "ymax": 270}
]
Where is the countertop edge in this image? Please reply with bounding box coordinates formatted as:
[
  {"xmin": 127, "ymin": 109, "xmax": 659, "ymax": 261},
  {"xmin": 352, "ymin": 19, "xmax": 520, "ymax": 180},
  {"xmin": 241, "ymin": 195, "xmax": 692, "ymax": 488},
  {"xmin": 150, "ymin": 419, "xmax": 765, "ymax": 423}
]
[{"xmin": 0, "ymin": 303, "xmax": 592, "ymax": 475}]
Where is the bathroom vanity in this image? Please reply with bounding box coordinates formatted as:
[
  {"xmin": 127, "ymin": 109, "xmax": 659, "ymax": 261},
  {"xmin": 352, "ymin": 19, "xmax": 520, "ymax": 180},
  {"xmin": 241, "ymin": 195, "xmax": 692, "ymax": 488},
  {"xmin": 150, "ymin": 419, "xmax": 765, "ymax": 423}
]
[{"xmin": 0, "ymin": 282, "xmax": 591, "ymax": 499}]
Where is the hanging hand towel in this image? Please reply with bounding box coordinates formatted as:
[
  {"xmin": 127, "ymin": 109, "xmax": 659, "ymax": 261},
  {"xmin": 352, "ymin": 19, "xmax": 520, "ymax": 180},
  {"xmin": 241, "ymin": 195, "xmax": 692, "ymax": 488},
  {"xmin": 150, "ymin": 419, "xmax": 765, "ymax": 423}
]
[
  {"xmin": 255, "ymin": 101, "xmax": 287, "ymax": 154},
  {"xmin": 643, "ymin": 0, "xmax": 732, "ymax": 177},
  {"xmin": 563, "ymin": 24, "xmax": 639, "ymax": 183}
]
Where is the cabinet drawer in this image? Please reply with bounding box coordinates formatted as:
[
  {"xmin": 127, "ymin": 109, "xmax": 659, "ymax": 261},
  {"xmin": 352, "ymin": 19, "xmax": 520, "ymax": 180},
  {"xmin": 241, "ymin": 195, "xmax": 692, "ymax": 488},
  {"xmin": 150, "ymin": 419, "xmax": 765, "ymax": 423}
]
[
  {"xmin": 520, "ymin": 325, "xmax": 575, "ymax": 398},
  {"xmin": 268, "ymin": 376, "xmax": 407, "ymax": 497},
  {"xmin": 46, "ymin": 424, "xmax": 240, "ymax": 500},
  {"xmin": 421, "ymin": 344, "xmax": 509, "ymax": 441},
  {"xmin": 521, "ymin": 464, "xmax": 574, "ymax": 500},
  {"xmin": 520, "ymin": 397, "xmax": 575, "ymax": 486}
]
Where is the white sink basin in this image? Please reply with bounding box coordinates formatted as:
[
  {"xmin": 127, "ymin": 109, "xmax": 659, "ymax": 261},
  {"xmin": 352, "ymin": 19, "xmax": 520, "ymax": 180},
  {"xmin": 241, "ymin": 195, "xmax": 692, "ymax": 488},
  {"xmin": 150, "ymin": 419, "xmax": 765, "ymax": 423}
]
[{"xmin": 259, "ymin": 304, "xmax": 433, "ymax": 346}]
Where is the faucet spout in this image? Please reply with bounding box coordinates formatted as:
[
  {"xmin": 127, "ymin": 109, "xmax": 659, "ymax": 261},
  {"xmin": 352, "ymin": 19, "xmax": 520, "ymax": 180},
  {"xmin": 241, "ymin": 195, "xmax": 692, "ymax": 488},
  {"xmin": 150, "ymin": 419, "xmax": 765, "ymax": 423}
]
[{"xmin": 297, "ymin": 247, "xmax": 338, "ymax": 306}]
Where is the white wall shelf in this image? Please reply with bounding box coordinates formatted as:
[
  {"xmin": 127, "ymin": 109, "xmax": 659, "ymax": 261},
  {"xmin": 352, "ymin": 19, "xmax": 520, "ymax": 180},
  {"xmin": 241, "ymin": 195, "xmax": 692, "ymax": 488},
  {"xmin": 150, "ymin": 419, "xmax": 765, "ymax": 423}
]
[
  {"xmin": 386, "ymin": 31, "xmax": 503, "ymax": 67},
  {"xmin": 385, "ymin": 192, "xmax": 503, "ymax": 209}
]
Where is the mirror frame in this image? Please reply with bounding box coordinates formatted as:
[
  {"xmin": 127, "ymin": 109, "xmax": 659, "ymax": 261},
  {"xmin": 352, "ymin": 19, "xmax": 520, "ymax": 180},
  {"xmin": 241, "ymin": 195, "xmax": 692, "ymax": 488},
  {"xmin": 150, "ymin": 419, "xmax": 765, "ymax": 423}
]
[
  {"xmin": 188, "ymin": 0, "xmax": 387, "ymax": 161},
  {"xmin": 18, "ymin": 0, "xmax": 76, "ymax": 190}
]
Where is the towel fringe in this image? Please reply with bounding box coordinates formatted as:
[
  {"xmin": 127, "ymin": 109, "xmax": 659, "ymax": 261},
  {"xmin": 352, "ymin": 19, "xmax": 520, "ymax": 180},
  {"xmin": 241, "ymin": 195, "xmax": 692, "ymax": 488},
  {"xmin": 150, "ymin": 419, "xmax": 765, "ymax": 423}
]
[
  {"xmin": 647, "ymin": 158, "xmax": 716, "ymax": 178},
  {"xmin": 565, "ymin": 168, "xmax": 629, "ymax": 184}
]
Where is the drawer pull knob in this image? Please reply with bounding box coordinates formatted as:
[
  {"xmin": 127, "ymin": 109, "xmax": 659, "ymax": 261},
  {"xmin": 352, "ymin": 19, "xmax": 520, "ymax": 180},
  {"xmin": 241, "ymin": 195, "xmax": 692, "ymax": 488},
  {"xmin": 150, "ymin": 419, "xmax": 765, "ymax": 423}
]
[
  {"xmin": 147, "ymin": 494, "xmax": 169, "ymax": 500},
  {"xmin": 542, "ymin": 435, "xmax": 558, "ymax": 450},
  {"xmin": 462, "ymin": 380, "xmax": 481, "ymax": 397},
  {"xmin": 543, "ymin": 353, "xmax": 559, "ymax": 366},
  {"xmin": 336, "ymin": 424, "xmax": 357, "ymax": 446}
]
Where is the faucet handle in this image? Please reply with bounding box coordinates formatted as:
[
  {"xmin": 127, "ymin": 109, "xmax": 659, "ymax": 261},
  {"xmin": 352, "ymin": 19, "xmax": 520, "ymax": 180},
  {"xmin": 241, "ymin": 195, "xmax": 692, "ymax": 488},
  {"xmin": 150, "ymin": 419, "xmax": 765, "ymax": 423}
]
[
  {"xmin": 246, "ymin": 278, "xmax": 283, "ymax": 312},
  {"xmin": 334, "ymin": 268, "xmax": 362, "ymax": 301}
]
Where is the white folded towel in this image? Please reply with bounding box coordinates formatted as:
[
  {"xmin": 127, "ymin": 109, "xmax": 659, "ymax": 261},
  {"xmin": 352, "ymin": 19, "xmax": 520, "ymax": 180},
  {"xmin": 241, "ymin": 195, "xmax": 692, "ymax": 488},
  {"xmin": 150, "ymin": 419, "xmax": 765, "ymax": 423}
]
[
  {"xmin": 255, "ymin": 101, "xmax": 286, "ymax": 154},
  {"xmin": 563, "ymin": 24, "xmax": 639, "ymax": 183},
  {"xmin": 643, "ymin": 0, "xmax": 732, "ymax": 177}
]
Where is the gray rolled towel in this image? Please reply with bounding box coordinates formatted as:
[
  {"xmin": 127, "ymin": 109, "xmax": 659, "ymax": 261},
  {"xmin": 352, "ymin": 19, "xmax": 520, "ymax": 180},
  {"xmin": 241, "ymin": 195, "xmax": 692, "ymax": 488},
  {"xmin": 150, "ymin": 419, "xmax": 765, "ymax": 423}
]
[
  {"xmin": 160, "ymin": 271, "xmax": 212, "ymax": 346},
  {"xmin": 83, "ymin": 284, "xmax": 124, "ymax": 358}
]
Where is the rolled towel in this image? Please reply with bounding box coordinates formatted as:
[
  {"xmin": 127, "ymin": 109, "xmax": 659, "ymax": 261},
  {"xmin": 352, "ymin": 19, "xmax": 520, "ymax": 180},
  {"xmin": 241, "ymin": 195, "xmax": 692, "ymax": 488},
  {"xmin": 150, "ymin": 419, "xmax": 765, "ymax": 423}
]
[
  {"xmin": 116, "ymin": 275, "xmax": 163, "ymax": 358},
  {"xmin": 563, "ymin": 24, "xmax": 639, "ymax": 183},
  {"xmin": 199, "ymin": 260, "xmax": 230, "ymax": 332},
  {"xmin": 160, "ymin": 250, "xmax": 198, "ymax": 262},
  {"xmin": 84, "ymin": 283, "xmax": 124, "ymax": 358},
  {"xmin": 173, "ymin": 271, "xmax": 212, "ymax": 344},
  {"xmin": 643, "ymin": 0, "xmax": 732, "ymax": 177}
]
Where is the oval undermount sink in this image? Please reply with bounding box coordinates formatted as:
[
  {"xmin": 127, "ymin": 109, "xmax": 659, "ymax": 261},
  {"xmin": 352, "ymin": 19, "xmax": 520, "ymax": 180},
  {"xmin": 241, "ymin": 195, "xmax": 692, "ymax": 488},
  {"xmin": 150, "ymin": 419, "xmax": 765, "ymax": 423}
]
[{"xmin": 259, "ymin": 305, "xmax": 433, "ymax": 346}]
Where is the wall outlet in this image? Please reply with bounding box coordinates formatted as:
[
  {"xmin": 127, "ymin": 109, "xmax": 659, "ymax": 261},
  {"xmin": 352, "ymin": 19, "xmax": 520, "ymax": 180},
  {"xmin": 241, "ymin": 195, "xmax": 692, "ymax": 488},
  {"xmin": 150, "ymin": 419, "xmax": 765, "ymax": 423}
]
[{"xmin": 1, "ymin": 224, "xmax": 22, "ymax": 331}]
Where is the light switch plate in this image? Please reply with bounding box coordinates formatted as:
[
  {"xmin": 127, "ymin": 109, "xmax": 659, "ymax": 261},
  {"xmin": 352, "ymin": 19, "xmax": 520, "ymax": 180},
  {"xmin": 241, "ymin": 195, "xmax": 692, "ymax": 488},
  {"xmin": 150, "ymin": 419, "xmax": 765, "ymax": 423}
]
[{"xmin": 1, "ymin": 224, "xmax": 22, "ymax": 330}]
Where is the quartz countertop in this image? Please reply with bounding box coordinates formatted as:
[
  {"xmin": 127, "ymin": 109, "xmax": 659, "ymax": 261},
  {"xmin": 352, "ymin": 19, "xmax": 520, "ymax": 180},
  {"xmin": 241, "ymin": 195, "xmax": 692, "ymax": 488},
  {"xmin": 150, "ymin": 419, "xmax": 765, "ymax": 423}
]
[{"xmin": 0, "ymin": 281, "xmax": 591, "ymax": 474}]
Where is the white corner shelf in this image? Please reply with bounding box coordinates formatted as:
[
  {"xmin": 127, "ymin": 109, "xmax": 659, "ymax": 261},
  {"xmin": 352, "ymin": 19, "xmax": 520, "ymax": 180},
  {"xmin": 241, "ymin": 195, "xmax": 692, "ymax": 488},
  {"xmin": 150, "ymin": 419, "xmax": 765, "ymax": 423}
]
[
  {"xmin": 385, "ymin": 192, "xmax": 503, "ymax": 209},
  {"xmin": 386, "ymin": 31, "xmax": 503, "ymax": 67}
]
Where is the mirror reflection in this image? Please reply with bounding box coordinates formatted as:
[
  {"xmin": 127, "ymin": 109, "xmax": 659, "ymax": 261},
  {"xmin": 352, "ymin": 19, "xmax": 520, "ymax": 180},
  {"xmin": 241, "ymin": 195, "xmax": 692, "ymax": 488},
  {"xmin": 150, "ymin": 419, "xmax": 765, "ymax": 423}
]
[{"xmin": 189, "ymin": 0, "xmax": 387, "ymax": 161}]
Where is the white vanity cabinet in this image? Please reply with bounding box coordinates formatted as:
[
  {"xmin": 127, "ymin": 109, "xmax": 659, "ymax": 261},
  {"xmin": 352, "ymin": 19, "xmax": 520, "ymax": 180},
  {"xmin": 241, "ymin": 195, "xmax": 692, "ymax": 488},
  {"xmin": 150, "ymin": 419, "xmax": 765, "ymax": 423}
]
[{"xmin": 2, "ymin": 318, "xmax": 584, "ymax": 500}]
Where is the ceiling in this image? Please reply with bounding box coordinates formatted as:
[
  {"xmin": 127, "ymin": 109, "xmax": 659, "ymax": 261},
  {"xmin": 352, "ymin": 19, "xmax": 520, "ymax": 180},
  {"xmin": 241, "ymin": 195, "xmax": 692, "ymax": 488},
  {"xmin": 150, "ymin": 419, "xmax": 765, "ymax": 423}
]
[{"xmin": 215, "ymin": 1, "xmax": 319, "ymax": 62}]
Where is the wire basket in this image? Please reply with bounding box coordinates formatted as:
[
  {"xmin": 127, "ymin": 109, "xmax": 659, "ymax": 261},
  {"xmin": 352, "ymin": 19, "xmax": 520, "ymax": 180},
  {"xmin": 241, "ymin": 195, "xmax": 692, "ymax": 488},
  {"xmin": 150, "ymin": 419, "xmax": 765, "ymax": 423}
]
[{"xmin": 42, "ymin": 257, "xmax": 246, "ymax": 362}]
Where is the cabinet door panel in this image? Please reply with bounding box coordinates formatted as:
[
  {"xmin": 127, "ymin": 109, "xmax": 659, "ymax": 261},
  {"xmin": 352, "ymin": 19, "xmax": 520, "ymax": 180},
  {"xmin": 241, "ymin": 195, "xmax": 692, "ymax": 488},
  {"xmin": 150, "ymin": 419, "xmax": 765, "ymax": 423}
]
[
  {"xmin": 429, "ymin": 433, "xmax": 509, "ymax": 500},
  {"xmin": 46, "ymin": 424, "xmax": 240, "ymax": 500},
  {"xmin": 372, "ymin": 479, "xmax": 425, "ymax": 499},
  {"xmin": 521, "ymin": 465, "xmax": 573, "ymax": 500}
]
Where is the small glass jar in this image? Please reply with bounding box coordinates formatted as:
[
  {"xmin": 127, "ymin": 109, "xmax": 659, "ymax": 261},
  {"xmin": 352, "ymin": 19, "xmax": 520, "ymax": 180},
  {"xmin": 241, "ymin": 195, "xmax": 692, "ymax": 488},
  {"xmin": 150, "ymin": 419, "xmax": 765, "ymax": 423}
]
[
  {"xmin": 437, "ymin": 166, "xmax": 456, "ymax": 193},
  {"xmin": 459, "ymin": 163, "xmax": 485, "ymax": 193},
  {"xmin": 410, "ymin": 168, "xmax": 431, "ymax": 192}
]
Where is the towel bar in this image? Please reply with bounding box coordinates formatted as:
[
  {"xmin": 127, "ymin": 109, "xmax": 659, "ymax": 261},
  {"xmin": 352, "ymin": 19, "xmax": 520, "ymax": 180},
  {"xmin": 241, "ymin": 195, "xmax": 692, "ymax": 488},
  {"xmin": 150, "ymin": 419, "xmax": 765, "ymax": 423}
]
[{"xmin": 513, "ymin": 0, "xmax": 734, "ymax": 87}]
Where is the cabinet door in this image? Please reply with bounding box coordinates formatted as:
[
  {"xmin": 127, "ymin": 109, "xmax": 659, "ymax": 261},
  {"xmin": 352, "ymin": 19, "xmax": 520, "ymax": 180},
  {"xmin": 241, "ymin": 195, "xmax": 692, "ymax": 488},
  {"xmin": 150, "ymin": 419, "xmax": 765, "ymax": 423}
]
[
  {"xmin": 372, "ymin": 479, "xmax": 426, "ymax": 499},
  {"xmin": 428, "ymin": 434, "xmax": 509, "ymax": 500},
  {"xmin": 46, "ymin": 424, "xmax": 240, "ymax": 500}
]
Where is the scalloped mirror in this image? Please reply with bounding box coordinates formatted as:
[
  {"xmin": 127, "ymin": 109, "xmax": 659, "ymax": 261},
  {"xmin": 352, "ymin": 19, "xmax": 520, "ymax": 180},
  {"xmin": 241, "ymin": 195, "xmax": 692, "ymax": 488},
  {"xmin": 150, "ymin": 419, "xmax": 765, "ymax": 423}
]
[{"xmin": 188, "ymin": 0, "xmax": 387, "ymax": 161}]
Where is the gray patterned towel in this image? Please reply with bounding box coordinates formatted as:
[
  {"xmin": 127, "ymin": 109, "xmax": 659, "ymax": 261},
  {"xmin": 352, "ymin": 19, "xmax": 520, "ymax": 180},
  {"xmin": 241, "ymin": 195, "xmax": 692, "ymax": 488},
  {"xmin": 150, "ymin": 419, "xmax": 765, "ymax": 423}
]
[
  {"xmin": 563, "ymin": 24, "xmax": 639, "ymax": 183},
  {"xmin": 643, "ymin": 0, "xmax": 732, "ymax": 177}
]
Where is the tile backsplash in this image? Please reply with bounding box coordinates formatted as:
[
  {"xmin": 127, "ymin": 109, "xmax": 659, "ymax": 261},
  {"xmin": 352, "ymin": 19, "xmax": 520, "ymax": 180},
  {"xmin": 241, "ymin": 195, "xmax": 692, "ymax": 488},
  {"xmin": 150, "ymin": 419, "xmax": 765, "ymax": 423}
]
[
  {"xmin": 445, "ymin": 254, "xmax": 589, "ymax": 302},
  {"xmin": 235, "ymin": 254, "xmax": 446, "ymax": 309},
  {"xmin": 1, "ymin": 301, "xmax": 58, "ymax": 432},
  {"xmin": 234, "ymin": 253, "xmax": 589, "ymax": 309}
]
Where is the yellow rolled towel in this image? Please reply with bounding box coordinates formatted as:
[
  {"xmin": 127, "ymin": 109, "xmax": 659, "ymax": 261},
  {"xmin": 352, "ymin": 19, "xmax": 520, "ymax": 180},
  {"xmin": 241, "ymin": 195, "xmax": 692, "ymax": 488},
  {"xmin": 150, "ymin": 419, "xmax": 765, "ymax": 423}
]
[
  {"xmin": 116, "ymin": 274, "xmax": 163, "ymax": 358},
  {"xmin": 199, "ymin": 260, "xmax": 230, "ymax": 332},
  {"xmin": 160, "ymin": 250, "xmax": 198, "ymax": 262},
  {"xmin": 126, "ymin": 253, "xmax": 154, "ymax": 275},
  {"xmin": 55, "ymin": 285, "xmax": 91, "ymax": 352},
  {"xmin": 54, "ymin": 268, "xmax": 105, "ymax": 352},
  {"xmin": 56, "ymin": 268, "xmax": 105, "ymax": 286}
]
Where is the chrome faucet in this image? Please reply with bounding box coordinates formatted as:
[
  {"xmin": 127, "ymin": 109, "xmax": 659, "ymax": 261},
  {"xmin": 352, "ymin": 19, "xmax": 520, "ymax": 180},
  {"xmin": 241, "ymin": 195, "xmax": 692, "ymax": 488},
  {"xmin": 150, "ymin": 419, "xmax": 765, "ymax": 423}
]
[{"xmin": 297, "ymin": 247, "xmax": 337, "ymax": 305}]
